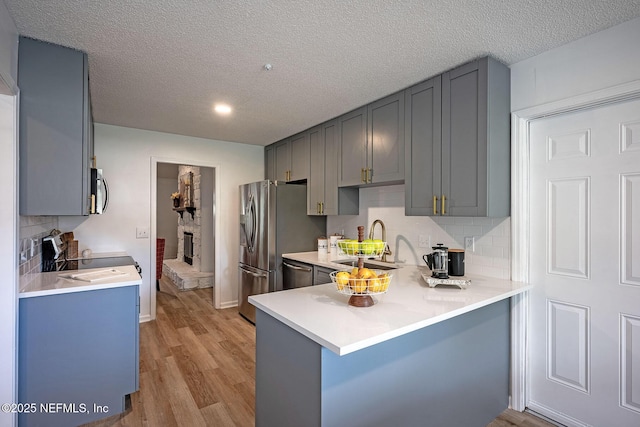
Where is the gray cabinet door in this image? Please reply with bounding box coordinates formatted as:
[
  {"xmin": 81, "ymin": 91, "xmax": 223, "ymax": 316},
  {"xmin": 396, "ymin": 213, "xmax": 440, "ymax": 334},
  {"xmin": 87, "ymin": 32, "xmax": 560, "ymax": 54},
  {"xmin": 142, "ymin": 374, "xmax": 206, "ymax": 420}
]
[
  {"xmin": 367, "ymin": 91, "xmax": 405, "ymax": 184},
  {"xmin": 289, "ymin": 131, "xmax": 310, "ymax": 181},
  {"xmin": 308, "ymin": 125, "xmax": 324, "ymax": 214},
  {"xmin": 18, "ymin": 286, "xmax": 139, "ymax": 426},
  {"xmin": 338, "ymin": 106, "xmax": 367, "ymax": 187},
  {"xmin": 19, "ymin": 37, "xmax": 92, "ymax": 215},
  {"xmin": 442, "ymin": 59, "xmax": 484, "ymax": 216},
  {"xmin": 441, "ymin": 57, "xmax": 510, "ymax": 217},
  {"xmin": 274, "ymin": 138, "xmax": 291, "ymax": 182},
  {"xmin": 265, "ymin": 145, "xmax": 275, "ymax": 181},
  {"xmin": 404, "ymin": 76, "xmax": 442, "ymax": 215},
  {"xmin": 313, "ymin": 265, "xmax": 333, "ymax": 285},
  {"xmin": 324, "ymin": 120, "xmax": 359, "ymax": 215},
  {"xmin": 308, "ymin": 120, "xmax": 359, "ymax": 216}
]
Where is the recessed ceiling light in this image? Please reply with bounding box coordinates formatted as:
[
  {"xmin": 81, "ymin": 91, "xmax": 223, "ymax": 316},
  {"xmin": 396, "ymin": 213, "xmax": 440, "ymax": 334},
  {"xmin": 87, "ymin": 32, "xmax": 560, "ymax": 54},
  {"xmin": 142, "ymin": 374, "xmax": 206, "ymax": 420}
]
[{"xmin": 214, "ymin": 103, "xmax": 232, "ymax": 115}]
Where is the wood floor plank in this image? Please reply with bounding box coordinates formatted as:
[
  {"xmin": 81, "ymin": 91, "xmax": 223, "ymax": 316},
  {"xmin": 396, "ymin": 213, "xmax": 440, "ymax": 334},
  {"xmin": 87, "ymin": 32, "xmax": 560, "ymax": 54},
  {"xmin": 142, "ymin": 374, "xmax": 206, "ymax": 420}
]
[
  {"xmin": 81, "ymin": 275, "xmax": 553, "ymax": 427},
  {"xmin": 169, "ymin": 344, "xmax": 220, "ymax": 409},
  {"xmin": 160, "ymin": 356, "xmax": 208, "ymax": 426}
]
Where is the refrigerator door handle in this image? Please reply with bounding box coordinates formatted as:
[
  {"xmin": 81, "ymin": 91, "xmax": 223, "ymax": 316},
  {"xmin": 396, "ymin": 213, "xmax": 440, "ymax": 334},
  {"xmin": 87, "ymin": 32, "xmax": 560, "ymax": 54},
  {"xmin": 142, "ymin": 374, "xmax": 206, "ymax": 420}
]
[
  {"xmin": 239, "ymin": 265, "xmax": 267, "ymax": 278},
  {"xmin": 242, "ymin": 194, "xmax": 257, "ymax": 253},
  {"xmin": 283, "ymin": 261, "xmax": 312, "ymax": 272}
]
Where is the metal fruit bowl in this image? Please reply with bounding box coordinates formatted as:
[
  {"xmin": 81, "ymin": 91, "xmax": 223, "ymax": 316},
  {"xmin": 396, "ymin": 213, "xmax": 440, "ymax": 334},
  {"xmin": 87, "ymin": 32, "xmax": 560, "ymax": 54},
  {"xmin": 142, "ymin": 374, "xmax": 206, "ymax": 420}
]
[
  {"xmin": 336, "ymin": 239, "xmax": 387, "ymax": 257},
  {"xmin": 330, "ymin": 270, "xmax": 392, "ymax": 296}
]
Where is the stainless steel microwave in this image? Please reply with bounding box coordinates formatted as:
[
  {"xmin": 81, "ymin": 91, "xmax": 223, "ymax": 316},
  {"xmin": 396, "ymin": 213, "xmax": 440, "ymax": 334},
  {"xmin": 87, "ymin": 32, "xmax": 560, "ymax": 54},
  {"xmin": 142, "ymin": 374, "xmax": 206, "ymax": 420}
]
[{"xmin": 90, "ymin": 168, "xmax": 108, "ymax": 214}]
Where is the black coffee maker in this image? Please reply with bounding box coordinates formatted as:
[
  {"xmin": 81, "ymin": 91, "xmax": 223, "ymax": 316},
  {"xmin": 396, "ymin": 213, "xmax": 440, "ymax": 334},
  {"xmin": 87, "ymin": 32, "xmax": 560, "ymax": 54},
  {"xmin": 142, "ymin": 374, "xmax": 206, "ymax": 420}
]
[{"xmin": 423, "ymin": 244, "xmax": 449, "ymax": 279}]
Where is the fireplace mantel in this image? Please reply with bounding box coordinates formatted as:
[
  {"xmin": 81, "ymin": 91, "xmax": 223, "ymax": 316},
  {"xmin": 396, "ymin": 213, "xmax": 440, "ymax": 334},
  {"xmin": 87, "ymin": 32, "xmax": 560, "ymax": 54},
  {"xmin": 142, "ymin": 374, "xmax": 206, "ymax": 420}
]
[{"xmin": 173, "ymin": 206, "xmax": 195, "ymax": 220}]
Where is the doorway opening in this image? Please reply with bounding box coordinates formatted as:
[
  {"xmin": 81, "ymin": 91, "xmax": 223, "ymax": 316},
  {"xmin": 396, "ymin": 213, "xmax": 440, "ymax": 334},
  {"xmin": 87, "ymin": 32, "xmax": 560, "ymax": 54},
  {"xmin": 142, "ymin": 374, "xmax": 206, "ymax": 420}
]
[{"xmin": 154, "ymin": 161, "xmax": 216, "ymax": 300}]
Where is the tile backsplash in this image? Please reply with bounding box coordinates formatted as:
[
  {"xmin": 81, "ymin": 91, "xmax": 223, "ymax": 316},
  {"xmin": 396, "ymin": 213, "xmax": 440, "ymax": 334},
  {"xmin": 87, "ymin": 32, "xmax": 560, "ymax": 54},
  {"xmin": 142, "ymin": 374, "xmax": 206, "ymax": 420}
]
[
  {"xmin": 327, "ymin": 185, "xmax": 511, "ymax": 279},
  {"xmin": 19, "ymin": 216, "xmax": 58, "ymax": 280}
]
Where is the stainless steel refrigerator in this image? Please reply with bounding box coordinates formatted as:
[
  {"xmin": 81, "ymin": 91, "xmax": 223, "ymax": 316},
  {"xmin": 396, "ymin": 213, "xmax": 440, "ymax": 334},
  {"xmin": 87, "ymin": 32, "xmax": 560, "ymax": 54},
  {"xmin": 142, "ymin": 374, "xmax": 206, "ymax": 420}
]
[{"xmin": 238, "ymin": 180, "xmax": 326, "ymax": 323}]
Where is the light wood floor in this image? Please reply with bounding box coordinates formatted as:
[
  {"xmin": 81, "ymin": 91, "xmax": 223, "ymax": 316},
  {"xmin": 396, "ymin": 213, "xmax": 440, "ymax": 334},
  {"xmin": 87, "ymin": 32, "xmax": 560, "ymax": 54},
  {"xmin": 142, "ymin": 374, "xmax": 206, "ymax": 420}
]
[{"xmin": 83, "ymin": 276, "xmax": 556, "ymax": 427}]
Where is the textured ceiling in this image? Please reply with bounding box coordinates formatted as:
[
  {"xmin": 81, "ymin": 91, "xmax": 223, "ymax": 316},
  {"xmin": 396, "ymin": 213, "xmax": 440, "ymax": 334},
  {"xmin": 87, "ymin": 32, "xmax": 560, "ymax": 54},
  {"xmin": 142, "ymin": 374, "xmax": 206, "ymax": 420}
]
[{"xmin": 4, "ymin": 1, "xmax": 640, "ymax": 146}]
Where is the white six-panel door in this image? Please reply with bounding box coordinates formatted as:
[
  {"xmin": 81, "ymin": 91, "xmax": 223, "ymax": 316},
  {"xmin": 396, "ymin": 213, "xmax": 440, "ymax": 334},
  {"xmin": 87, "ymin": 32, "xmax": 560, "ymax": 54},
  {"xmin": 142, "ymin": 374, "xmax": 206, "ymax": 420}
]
[{"xmin": 528, "ymin": 98, "xmax": 640, "ymax": 426}]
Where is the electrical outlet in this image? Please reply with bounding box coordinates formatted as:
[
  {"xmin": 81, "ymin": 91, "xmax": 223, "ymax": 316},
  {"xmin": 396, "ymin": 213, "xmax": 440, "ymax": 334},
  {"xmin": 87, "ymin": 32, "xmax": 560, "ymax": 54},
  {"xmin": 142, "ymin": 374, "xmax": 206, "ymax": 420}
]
[
  {"xmin": 465, "ymin": 236, "xmax": 475, "ymax": 252},
  {"xmin": 418, "ymin": 234, "xmax": 431, "ymax": 248},
  {"xmin": 136, "ymin": 227, "xmax": 150, "ymax": 239}
]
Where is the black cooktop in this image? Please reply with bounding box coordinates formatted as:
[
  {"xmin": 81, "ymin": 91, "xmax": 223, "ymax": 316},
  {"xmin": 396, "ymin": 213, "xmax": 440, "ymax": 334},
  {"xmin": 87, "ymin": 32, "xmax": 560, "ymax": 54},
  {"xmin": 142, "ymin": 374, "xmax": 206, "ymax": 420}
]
[
  {"xmin": 64, "ymin": 256, "xmax": 136, "ymax": 271},
  {"xmin": 43, "ymin": 256, "xmax": 138, "ymax": 273}
]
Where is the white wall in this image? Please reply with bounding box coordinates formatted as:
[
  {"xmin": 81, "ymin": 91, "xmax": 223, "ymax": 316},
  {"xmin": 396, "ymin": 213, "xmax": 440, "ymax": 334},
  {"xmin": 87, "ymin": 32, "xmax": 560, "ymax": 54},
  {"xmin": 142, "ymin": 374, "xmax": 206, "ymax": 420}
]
[
  {"xmin": 0, "ymin": 1, "xmax": 18, "ymax": 424},
  {"xmin": 511, "ymin": 16, "xmax": 640, "ymax": 111},
  {"xmin": 327, "ymin": 185, "xmax": 511, "ymax": 279},
  {"xmin": 60, "ymin": 124, "xmax": 264, "ymax": 319},
  {"xmin": 157, "ymin": 176, "xmax": 179, "ymax": 259},
  {"xmin": 201, "ymin": 167, "xmax": 214, "ymax": 273}
]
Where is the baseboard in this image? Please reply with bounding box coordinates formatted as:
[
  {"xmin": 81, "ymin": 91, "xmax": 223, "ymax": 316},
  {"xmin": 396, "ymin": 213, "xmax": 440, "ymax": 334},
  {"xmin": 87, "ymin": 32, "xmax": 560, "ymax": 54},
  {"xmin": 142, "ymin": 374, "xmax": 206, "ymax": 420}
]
[
  {"xmin": 219, "ymin": 300, "xmax": 238, "ymax": 310},
  {"xmin": 139, "ymin": 314, "xmax": 152, "ymax": 323}
]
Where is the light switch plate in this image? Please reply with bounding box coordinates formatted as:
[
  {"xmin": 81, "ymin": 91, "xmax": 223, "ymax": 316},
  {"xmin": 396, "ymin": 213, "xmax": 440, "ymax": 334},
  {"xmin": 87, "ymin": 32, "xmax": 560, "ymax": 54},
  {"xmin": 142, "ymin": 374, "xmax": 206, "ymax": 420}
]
[{"xmin": 136, "ymin": 227, "xmax": 149, "ymax": 239}]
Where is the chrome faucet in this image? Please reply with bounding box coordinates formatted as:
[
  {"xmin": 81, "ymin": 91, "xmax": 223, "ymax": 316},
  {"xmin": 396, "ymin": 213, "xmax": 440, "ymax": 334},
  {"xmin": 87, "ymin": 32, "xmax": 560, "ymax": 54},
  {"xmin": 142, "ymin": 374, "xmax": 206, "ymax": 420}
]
[{"xmin": 368, "ymin": 219, "xmax": 392, "ymax": 262}]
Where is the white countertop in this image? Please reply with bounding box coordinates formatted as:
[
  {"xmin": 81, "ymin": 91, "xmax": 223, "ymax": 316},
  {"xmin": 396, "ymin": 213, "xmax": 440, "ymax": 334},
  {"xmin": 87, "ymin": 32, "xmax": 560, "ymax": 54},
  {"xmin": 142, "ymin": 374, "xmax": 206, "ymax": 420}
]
[
  {"xmin": 19, "ymin": 264, "xmax": 142, "ymax": 298},
  {"xmin": 250, "ymin": 251, "xmax": 531, "ymax": 356}
]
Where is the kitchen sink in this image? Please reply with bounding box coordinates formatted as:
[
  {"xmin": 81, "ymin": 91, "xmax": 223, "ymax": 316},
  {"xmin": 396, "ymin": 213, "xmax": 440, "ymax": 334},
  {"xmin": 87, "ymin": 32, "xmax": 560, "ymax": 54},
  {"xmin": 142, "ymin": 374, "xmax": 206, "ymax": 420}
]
[{"xmin": 333, "ymin": 260, "xmax": 398, "ymax": 270}]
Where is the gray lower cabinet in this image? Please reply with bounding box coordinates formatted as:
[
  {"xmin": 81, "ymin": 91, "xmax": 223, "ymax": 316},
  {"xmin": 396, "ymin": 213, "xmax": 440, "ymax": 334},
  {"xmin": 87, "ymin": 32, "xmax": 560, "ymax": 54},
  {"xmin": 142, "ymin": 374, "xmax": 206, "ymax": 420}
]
[
  {"xmin": 18, "ymin": 36, "xmax": 94, "ymax": 216},
  {"xmin": 308, "ymin": 120, "xmax": 358, "ymax": 216},
  {"xmin": 18, "ymin": 286, "xmax": 140, "ymax": 427},
  {"xmin": 338, "ymin": 92, "xmax": 405, "ymax": 187},
  {"xmin": 405, "ymin": 56, "xmax": 510, "ymax": 217},
  {"xmin": 312, "ymin": 265, "xmax": 333, "ymax": 285}
]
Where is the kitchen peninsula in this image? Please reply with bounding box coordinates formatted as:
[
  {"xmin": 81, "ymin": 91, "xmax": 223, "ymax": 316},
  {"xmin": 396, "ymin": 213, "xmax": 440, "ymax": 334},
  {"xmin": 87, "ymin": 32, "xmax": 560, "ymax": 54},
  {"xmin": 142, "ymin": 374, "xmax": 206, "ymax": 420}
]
[{"xmin": 249, "ymin": 252, "xmax": 530, "ymax": 427}]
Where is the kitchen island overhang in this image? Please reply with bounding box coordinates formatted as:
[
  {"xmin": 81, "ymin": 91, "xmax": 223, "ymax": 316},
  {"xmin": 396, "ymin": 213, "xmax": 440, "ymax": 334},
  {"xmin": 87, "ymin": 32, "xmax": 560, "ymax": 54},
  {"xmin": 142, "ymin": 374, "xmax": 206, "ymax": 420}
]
[{"xmin": 249, "ymin": 265, "xmax": 530, "ymax": 427}]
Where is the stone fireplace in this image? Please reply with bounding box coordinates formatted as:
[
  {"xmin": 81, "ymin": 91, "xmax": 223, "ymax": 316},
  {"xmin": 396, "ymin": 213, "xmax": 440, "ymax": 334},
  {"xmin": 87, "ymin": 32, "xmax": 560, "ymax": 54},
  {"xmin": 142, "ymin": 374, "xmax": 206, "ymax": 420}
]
[{"xmin": 162, "ymin": 165, "xmax": 214, "ymax": 291}]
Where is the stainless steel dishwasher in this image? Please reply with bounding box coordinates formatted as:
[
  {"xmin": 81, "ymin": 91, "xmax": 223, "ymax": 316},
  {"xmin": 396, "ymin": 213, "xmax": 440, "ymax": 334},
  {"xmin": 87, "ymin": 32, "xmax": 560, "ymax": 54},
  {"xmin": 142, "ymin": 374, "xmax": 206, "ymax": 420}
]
[{"xmin": 282, "ymin": 260, "xmax": 313, "ymax": 289}]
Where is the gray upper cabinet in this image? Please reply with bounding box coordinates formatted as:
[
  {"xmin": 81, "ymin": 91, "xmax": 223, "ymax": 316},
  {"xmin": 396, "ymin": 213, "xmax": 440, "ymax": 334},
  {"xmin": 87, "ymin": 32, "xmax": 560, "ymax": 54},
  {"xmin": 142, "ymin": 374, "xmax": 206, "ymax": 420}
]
[
  {"xmin": 405, "ymin": 56, "xmax": 510, "ymax": 217},
  {"xmin": 19, "ymin": 37, "xmax": 93, "ymax": 216},
  {"xmin": 265, "ymin": 145, "xmax": 275, "ymax": 181},
  {"xmin": 308, "ymin": 120, "xmax": 358, "ymax": 216},
  {"xmin": 338, "ymin": 106, "xmax": 367, "ymax": 187},
  {"xmin": 338, "ymin": 92, "xmax": 405, "ymax": 187},
  {"xmin": 308, "ymin": 125, "xmax": 324, "ymax": 214},
  {"xmin": 367, "ymin": 91, "xmax": 405, "ymax": 184},
  {"xmin": 404, "ymin": 76, "xmax": 442, "ymax": 216},
  {"xmin": 274, "ymin": 138, "xmax": 291, "ymax": 181},
  {"xmin": 289, "ymin": 132, "xmax": 310, "ymax": 181},
  {"xmin": 273, "ymin": 132, "xmax": 310, "ymax": 182}
]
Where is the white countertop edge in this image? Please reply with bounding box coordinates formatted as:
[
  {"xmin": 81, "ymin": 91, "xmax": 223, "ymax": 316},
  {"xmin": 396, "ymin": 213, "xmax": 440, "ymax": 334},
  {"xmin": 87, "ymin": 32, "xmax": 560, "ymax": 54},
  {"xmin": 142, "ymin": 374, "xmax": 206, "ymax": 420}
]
[
  {"xmin": 250, "ymin": 296, "xmax": 343, "ymax": 354},
  {"xmin": 19, "ymin": 265, "xmax": 142, "ymax": 298},
  {"xmin": 19, "ymin": 278, "xmax": 142, "ymax": 299},
  {"xmin": 250, "ymin": 284, "xmax": 532, "ymax": 356}
]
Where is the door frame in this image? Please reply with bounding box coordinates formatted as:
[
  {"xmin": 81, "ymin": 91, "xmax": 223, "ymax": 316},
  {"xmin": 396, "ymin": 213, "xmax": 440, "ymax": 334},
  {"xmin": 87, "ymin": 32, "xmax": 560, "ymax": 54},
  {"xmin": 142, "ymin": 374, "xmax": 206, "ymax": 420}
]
[
  {"xmin": 510, "ymin": 79, "xmax": 640, "ymax": 412},
  {"xmin": 150, "ymin": 156, "xmax": 221, "ymax": 320}
]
